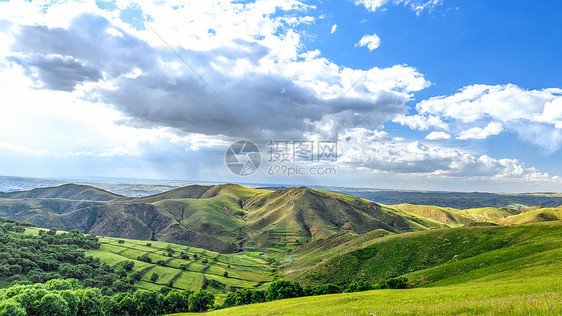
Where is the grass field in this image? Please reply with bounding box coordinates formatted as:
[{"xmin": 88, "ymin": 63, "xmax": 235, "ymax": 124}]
[
  {"xmin": 22, "ymin": 227, "xmax": 276, "ymax": 302},
  {"xmin": 294, "ymin": 221, "xmax": 562, "ymax": 287},
  {"xmin": 171, "ymin": 272, "xmax": 562, "ymax": 315},
  {"xmin": 173, "ymin": 222, "xmax": 562, "ymax": 315}
]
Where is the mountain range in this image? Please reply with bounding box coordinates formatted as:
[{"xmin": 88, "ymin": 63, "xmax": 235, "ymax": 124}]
[{"xmin": 0, "ymin": 183, "xmax": 560, "ymax": 253}]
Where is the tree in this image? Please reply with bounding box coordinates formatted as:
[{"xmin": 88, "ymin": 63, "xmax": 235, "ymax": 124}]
[
  {"xmin": 39, "ymin": 293, "xmax": 70, "ymax": 316},
  {"xmin": 163, "ymin": 290, "xmax": 190, "ymax": 314},
  {"xmin": 59, "ymin": 290, "xmax": 80, "ymax": 316},
  {"xmin": 160, "ymin": 286, "xmax": 172, "ymax": 295},
  {"xmin": 76, "ymin": 288, "xmax": 105, "ymax": 316},
  {"xmin": 0, "ymin": 299, "xmax": 26, "ymax": 316},
  {"xmin": 133, "ymin": 289, "xmax": 164, "ymax": 316},
  {"xmin": 304, "ymin": 284, "xmax": 341, "ymax": 296},
  {"xmin": 223, "ymin": 271, "xmax": 229, "ymax": 278},
  {"xmin": 130, "ymin": 271, "xmax": 142, "ymax": 281},
  {"xmin": 379, "ymin": 277, "xmax": 408, "ymax": 289},
  {"xmin": 346, "ymin": 281, "xmax": 372, "ymax": 293},
  {"xmin": 188, "ymin": 290, "xmax": 215, "ymax": 312},
  {"xmin": 150, "ymin": 272, "xmax": 159, "ymax": 283},
  {"xmin": 265, "ymin": 281, "xmax": 303, "ymax": 301},
  {"xmin": 110, "ymin": 293, "xmax": 137, "ymax": 316}
]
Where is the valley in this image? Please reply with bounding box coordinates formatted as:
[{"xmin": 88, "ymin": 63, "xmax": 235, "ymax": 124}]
[{"xmin": 0, "ymin": 183, "xmax": 561, "ymax": 314}]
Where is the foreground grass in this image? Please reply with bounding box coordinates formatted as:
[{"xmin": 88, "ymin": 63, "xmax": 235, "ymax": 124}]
[{"xmin": 172, "ymin": 270, "xmax": 562, "ymax": 315}]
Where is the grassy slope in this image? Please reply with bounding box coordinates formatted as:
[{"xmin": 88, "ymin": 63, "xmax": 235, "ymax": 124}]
[
  {"xmin": 496, "ymin": 207, "xmax": 562, "ymax": 225},
  {"xmin": 172, "ymin": 268, "xmax": 562, "ymax": 315},
  {"xmin": 0, "ymin": 183, "xmax": 124, "ymax": 201},
  {"xmin": 3, "ymin": 183, "xmax": 560, "ymax": 255},
  {"xmin": 294, "ymin": 221, "xmax": 562, "ymax": 287},
  {"xmin": 391, "ymin": 204, "xmax": 475, "ymax": 226},
  {"xmin": 174, "ymin": 221, "xmax": 562, "ymax": 315},
  {"xmin": 23, "ymin": 227, "xmax": 276, "ymax": 303},
  {"xmin": 243, "ymin": 187, "xmax": 451, "ymax": 250}
]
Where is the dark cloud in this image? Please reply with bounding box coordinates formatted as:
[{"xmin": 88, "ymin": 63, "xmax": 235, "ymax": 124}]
[
  {"xmin": 9, "ymin": 55, "xmax": 101, "ymax": 91},
  {"xmin": 10, "ymin": 13, "xmax": 412, "ymax": 140}
]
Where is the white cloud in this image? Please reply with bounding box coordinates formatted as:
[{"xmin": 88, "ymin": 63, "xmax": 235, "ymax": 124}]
[
  {"xmin": 1, "ymin": 1, "xmax": 431, "ymax": 142},
  {"xmin": 417, "ymin": 84, "xmax": 562, "ymax": 150},
  {"xmin": 536, "ymin": 97, "xmax": 562, "ymax": 128},
  {"xmin": 337, "ymin": 128, "xmax": 555, "ymax": 182},
  {"xmin": 354, "ymin": 0, "xmax": 442, "ymax": 14},
  {"xmin": 393, "ymin": 114, "xmax": 448, "ymax": 130},
  {"xmin": 330, "ymin": 24, "xmax": 337, "ymax": 34},
  {"xmin": 1, "ymin": 0, "xmax": 560, "ymax": 189},
  {"xmin": 457, "ymin": 122, "xmax": 503, "ymax": 140},
  {"xmin": 417, "ymin": 84, "xmax": 562, "ymax": 123},
  {"xmin": 425, "ymin": 131, "xmax": 451, "ymax": 141},
  {"xmin": 355, "ymin": 33, "xmax": 381, "ymax": 51}
]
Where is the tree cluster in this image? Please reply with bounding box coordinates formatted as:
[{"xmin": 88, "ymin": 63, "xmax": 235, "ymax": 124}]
[
  {"xmin": 0, "ymin": 279, "xmax": 215, "ymax": 316},
  {"xmin": 0, "ymin": 222, "xmax": 137, "ymax": 295},
  {"xmin": 222, "ymin": 277, "xmax": 408, "ymax": 309}
]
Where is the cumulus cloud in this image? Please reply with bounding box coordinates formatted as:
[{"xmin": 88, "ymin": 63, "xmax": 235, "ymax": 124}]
[
  {"xmin": 457, "ymin": 122, "xmax": 503, "ymax": 140},
  {"xmin": 417, "ymin": 84, "xmax": 561, "ymax": 123},
  {"xmin": 355, "ymin": 33, "xmax": 381, "ymax": 51},
  {"xmin": 425, "ymin": 131, "xmax": 451, "ymax": 141},
  {"xmin": 393, "ymin": 114, "xmax": 448, "ymax": 130},
  {"xmin": 417, "ymin": 84, "xmax": 562, "ymax": 151},
  {"xmin": 354, "ymin": 0, "xmax": 442, "ymax": 14},
  {"xmin": 337, "ymin": 128, "xmax": 554, "ymax": 181},
  {"xmin": 330, "ymin": 24, "xmax": 337, "ymax": 34},
  {"xmin": 536, "ymin": 97, "xmax": 562, "ymax": 128},
  {"xmin": 3, "ymin": 2, "xmax": 430, "ymax": 141},
  {"xmin": 1, "ymin": 0, "xmax": 560, "ymax": 188}
]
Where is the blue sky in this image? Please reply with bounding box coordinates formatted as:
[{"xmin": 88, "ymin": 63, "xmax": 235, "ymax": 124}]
[{"xmin": 0, "ymin": 0, "xmax": 561, "ymax": 192}]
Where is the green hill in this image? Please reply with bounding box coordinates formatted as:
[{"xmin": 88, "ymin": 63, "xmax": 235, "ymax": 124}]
[
  {"xmin": 0, "ymin": 184, "xmax": 450, "ymax": 252},
  {"xmin": 0, "ymin": 183, "xmax": 124, "ymax": 201},
  {"xmin": 294, "ymin": 221, "xmax": 562, "ymax": 287},
  {"xmin": 390, "ymin": 204, "xmax": 476, "ymax": 226},
  {"xmin": 1, "ymin": 183, "xmax": 561, "ymax": 255},
  {"xmin": 495, "ymin": 207, "xmax": 562, "ymax": 225},
  {"xmin": 172, "ymin": 221, "xmax": 562, "ymax": 315},
  {"xmin": 172, "ymin": 270, "xmax": 562, "ymax": 315}
]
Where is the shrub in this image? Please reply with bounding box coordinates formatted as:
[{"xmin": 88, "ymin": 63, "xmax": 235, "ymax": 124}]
[
  {"xmin": 378, "ymin": 277, "xmax": 408, "ymax": 289},
  {"xmin": 137, "ymin": 254, "xmax": 152, "ymax": 264},
  {"xmin": 304, "ymin": 283, "xmax": 341, "ymax": 296},
  {"xmin": 265, "ymin": 281, "xmax": 303, "ymax": 301},
  {"xmin": 133, "ymin": 289, "xmax": 164, "ymax": 316},
  {"xmin": 346, "ymin": 281, "xmax": 372, "ymax": 293},
  {"xmin": 163, "ymin": 290, "xmax": 192, "ymax": 314},
  {"xmin": 150, "ymin": 273, "xmax": 159, "ymax": 283},
  {"xmin": 188, "ymin": 290, "xmax": 215, "ymax": 312}
]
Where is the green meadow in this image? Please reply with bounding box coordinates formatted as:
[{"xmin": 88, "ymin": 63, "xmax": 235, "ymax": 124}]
[{"xmin": 23, "ymin": 227, "xmax": 276, "ymax": 303}]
